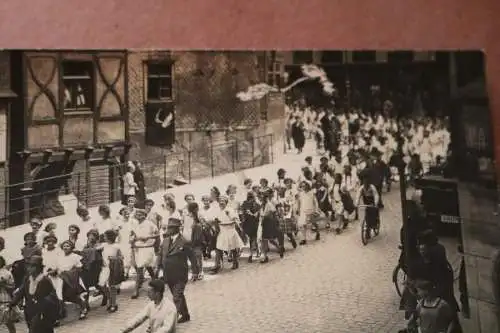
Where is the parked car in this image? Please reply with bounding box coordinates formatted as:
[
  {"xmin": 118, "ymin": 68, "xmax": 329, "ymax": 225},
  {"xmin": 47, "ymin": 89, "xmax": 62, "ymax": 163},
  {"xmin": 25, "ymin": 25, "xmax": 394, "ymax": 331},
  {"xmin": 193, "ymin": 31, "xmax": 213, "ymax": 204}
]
[{"xmin": 414, "ymin": 175, "xmax": 461, "ymax": 234}]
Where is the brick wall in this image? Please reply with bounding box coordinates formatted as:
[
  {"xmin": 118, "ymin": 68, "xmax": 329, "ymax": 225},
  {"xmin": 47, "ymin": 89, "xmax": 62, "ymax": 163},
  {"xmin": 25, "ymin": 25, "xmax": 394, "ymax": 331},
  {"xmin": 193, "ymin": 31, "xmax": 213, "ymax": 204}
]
[
  {"xmin": 126, "ymin": 51, "xmax": 270, "ymax": 175},
  {"xmin": 127, "ymin": 51, "xmax": 263, "ymax": 134}
]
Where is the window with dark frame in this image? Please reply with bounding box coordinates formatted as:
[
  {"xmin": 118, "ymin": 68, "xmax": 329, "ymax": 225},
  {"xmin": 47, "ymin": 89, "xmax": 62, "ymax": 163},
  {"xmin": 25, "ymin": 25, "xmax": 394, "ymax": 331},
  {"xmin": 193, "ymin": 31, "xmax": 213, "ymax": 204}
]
[
  {"xmin": 293, "ymin": 51, "xmax": 314, "ymax": 64},
  {"xmin": 321, "ymin": 51, "xmax": 344, "ymax": 64},
  {"xmin": 267, "ymin": 61, "xmax": 282, "ymax": 88},
  {"xmin": 62, "ymin": 61, "xmax": 93, "ymax": 112},
  {"xmin": 352, "ymin": 51, "xmax": 377, "ymax": 63},
  {"xmin": 388, "ymin": 51, "xmax": 414, "ymax": 63},
  {"xmin": 146, "ymin": 62, "xmax": 173, "ymax": 101}
]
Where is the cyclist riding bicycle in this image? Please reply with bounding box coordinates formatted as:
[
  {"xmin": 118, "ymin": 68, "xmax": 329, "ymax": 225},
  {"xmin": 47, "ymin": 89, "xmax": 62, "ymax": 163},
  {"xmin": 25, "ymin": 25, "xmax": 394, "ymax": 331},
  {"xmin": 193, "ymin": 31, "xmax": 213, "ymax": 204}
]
[{"xmin": 354, "ymin": 176, "xmax": 380, "ymax": 240}]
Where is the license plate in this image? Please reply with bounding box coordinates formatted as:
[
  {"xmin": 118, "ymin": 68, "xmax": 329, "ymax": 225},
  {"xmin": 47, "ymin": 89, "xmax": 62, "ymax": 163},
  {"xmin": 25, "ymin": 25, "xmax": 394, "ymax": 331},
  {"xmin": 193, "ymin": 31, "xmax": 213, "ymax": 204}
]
[{"xmin": 440, "ymin": 215, "xmax": 460, "ymax": 224}]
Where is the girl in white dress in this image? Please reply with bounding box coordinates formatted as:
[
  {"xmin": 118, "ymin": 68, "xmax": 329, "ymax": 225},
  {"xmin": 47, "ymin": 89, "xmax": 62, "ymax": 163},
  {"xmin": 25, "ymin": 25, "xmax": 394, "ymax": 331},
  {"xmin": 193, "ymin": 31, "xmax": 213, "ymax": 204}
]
[
  {"xmin": 130, "ymin": 210, "xmax": 158, "ymax": 299},
  {"xmin": 95, "ymin": 205, "xmax": 119, "ymax": 242},
  {"xmin": 296, "ymin": 181, "xmax": 319, "ymax": 245},
  {"xmin": 58, "ymin": 240, "xmax": 88, "ymax": 320},
  {"xmin": 117, "ymin": 207, "xmax": 135, "ymax": 279},
  {"xmin": 212, "ymin": 196, "xmax": 243, "ymax": 273},
  {"xmin": 98, "ymin": 230, "xmax": 123, "ymax": 313},
  {"xmin": 330, "ymin": 174, "xmax": 346, "ymax": 233},
  {"xmin": 199, "ymin": 195, "xmax": 219, "ymax": 260},
  {"xmin": 41, "ymin": 235, "xmax": 64, "ymax": 302}
]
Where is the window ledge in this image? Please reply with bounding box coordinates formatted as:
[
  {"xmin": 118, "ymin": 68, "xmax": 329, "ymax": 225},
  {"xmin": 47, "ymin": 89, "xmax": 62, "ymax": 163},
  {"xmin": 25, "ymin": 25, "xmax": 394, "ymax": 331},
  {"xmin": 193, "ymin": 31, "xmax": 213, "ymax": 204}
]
[{"xmin": 63, "ymin": 110, "xmax": 93, "ymax": 116}]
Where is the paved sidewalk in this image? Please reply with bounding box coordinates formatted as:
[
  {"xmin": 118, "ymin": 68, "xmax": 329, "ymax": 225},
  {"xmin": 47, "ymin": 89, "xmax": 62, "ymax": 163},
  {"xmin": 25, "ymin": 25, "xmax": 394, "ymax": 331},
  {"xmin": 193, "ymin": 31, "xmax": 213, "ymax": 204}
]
[{"xmin": 0, "ymin": 141, "xmax": 313, "ymax": 264}]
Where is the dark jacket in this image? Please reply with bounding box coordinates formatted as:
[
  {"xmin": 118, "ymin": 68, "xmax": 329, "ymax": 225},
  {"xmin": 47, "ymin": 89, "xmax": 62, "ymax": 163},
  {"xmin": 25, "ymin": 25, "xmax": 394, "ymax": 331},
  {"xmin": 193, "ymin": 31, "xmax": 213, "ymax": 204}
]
[
  {"xmin": 158, "ymin": 234, "xmax": 199, "ymax": 283},
  {"xmin": 190, "ymin": 223, "xmax": 205, "ymax": 248},
  {"xmin": 12, "ymin": 274, "xmax": 60, "ymax": 331}
]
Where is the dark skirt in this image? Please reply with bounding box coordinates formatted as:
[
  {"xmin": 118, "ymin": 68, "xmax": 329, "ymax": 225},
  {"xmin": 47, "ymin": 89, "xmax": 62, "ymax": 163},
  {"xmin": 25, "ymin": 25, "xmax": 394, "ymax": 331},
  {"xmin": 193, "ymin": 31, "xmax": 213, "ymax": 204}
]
[
  {"xmin": 242, "ymin": 215, "xmax": 259, "ymax": 238},
  {"xmin": 81, "ymin": 263, "xmax": 101, "ymax": 289},
  {"xmin": 292, "ymin": 127, "xmax": 305, "ymax": 149},
  {"xmin": 340, "ymin": 193, "xmax": 356, "ymax": 214},
  {"xmin": 60, "ymin": 270, "xmax": 86, "ymax": 301},
  {"xmin": 206, "ymin": 224, "xmax": 219, "ymax": 251},
  {"xmin": 108, "ymin": 258, "xmax": 125, "ymax": 286},
  {"xmin": 318, "ymin": 200, "xmax": 332, "ymax": 215},
  {"xmin": 261, "ymin": 215, "xmax": 280, "ymax": 240}
]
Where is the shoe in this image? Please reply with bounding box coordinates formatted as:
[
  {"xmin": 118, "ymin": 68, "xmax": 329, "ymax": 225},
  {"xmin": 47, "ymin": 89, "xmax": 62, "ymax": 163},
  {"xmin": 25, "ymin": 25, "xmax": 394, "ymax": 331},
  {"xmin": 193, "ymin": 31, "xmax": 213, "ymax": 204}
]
[
  {"xmin": 208, "ymin": 267, "xmax": 220, "ymax": 275},
  {"xmin": 299, "ymin": 240, "xmax": 306, "ymax": 245},
  {"xmin": 342, "ymin": 222, "xmax": 348, "ymax": 229},
  {"xmin": 131, "ymin": 291, "xmax": 139, "ymax": 299},
  {"xmin": 178, "ymin": 314, "xmax": 191, "ymax": 324},
  {"xmin": 279, "ymin": 248, "xmax": 284, "ymax": 258},
  {"xmin": 79, "ymin": 306, "xmax": 89, "ymax": 320},
  {"xmin": 290, "ymin": 239, "xmax": 297, "ymax": 249},
  {"xmin": 248, "ymin": 256, "xmax": 253, "ymax": 263},
  {"xmin": 315, "ymin": 233, "xmax": 320, "ymax": 241},
  {"xmin": 107, "ymin": 305, "xmax": 118, "ymax": 313},
  {"xmin": 260, "ymin": 257, "xmax": 269, "ymax": 264},
  {"xmin": 231, "ymin": 261, "xmax": 239, "ymax": 270},
  {"xmin": 335, "ymin": 228, "xmax": 341, "ymax": 234}
]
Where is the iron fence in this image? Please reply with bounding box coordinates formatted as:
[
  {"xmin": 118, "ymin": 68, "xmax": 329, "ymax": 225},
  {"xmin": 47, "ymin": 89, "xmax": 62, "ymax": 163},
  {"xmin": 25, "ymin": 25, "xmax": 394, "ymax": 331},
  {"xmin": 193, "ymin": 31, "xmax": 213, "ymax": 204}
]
[{"xmin": 0, "ymin": 133, "xmax": 274, "ymax": 228}]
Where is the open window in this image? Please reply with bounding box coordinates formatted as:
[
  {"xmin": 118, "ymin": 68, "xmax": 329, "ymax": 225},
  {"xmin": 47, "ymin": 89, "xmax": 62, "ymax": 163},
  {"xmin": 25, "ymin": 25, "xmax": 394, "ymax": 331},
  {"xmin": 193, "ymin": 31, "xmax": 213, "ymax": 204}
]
[{"xmin": 62, "ymin": 61, "xmax": 93, "ymax": 113}]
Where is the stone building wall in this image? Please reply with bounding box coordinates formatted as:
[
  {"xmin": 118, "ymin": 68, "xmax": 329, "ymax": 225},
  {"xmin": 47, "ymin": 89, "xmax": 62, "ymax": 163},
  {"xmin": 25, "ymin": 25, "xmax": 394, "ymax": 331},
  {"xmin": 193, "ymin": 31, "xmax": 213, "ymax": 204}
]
[
  {"xmin": 126, "ymin": 51, "xmax": 285, "ymax": 184},
  {"xmin": 458, "ymin": 184, "xmax": 500, "ymax": 332}
]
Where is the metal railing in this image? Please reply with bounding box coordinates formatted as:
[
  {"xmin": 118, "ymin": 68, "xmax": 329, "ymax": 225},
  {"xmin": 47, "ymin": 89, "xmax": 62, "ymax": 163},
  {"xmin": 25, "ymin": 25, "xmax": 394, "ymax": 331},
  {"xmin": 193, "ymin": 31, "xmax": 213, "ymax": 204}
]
[{"xmin": 0, "ymin": 133, "xmax": 274, "ymax": 228}]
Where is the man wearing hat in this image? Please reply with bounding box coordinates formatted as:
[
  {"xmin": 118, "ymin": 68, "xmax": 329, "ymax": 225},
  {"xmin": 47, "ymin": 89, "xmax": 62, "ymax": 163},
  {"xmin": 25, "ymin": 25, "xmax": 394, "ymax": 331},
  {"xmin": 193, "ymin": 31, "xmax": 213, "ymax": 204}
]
[
  {"xmin": 11, "ymin": 255, "xmax": 60, "ymax": 333},
  {"xmin": 157, "ymin": 217, "xmax": 200, "ymax": 324}
]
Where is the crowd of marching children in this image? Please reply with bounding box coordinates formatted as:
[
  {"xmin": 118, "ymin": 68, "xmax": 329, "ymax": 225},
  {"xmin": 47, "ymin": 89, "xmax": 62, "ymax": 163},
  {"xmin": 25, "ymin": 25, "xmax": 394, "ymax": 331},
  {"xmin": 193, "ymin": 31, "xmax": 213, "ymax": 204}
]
[{"xmin": 0, "ymin": 98, "xmax": 454, "ymax": 332}]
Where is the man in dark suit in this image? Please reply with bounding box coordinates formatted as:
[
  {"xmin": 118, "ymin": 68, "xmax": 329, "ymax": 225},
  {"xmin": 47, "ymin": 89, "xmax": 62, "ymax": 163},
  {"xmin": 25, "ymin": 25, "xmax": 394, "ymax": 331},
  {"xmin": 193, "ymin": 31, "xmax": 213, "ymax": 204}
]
[{"xmin": 157, "ymin": 218, "xmax": 200, "ymax": 324}]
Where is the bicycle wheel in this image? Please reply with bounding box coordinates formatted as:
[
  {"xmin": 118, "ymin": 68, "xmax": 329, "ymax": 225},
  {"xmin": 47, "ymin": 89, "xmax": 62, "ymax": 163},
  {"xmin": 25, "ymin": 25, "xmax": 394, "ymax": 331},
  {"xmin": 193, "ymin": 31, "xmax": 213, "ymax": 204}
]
[
  {"xmin": 373, "ymin": 218, "xmax": 380, "ymax": 236},
  {"xmin": 361, "ymin": 218, "xmax": 368, "ymax": 246},
  {"xmin": 392, "ymin": 263, "xmax": 406, "ymax": 297}
]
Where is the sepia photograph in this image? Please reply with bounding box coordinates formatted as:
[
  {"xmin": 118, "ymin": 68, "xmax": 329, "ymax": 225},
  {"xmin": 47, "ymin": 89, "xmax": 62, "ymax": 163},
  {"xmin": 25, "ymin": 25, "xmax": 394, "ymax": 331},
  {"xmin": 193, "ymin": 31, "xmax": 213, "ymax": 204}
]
[{"xmin": 0, "ymin": 50, "xmax": 495, "ymax": 333}]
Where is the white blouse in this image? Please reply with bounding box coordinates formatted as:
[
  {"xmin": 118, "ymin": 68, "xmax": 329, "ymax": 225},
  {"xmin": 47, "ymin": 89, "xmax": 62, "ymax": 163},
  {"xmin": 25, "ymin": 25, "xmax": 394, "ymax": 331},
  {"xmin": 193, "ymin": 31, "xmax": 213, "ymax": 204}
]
[
  {"xmin": 42, "ymin": 248, "xmax": 63, "ymax": 272},
  {"xmin": 124, "ymin": 298, "xmax": 177, "ymax": 333},
  {"xmin": 58, "ymin": 253, "xmax": 83, "ymax": 272}
]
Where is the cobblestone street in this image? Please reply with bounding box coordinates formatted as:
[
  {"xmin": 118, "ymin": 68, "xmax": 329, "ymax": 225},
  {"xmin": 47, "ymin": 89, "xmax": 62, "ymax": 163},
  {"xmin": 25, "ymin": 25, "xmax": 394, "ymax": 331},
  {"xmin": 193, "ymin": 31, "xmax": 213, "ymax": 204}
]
[
  {"xmin": 0, "ymin": 140, "xmax": 465, "ymax": 333},
  {"xmin": 8, "ymin": 190, "xmax": 407, "ymax": 333}
]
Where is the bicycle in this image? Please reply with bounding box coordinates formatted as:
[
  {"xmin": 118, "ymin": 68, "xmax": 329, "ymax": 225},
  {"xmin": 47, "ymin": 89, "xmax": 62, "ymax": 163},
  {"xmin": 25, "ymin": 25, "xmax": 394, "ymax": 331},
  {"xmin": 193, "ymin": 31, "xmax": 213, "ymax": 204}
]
[
  {"xmin": 392, "ymin": 247, "xmax": 461, "ymax": 298},
  {"xmin": 392, "ymin": 245, "xmax": 406, "ymax": 297},
  {"xmin": 358, "ymin": 204, "xmax": 380, "ymax": 246}
]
